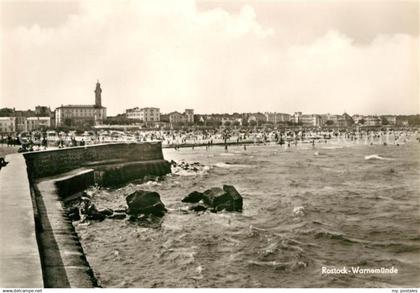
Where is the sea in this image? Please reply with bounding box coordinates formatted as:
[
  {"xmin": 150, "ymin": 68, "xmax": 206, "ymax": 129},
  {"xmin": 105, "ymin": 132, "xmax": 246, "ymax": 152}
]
[{"xmin": 75, "ymin": 139, "xmax": 420, "ymax": 288}]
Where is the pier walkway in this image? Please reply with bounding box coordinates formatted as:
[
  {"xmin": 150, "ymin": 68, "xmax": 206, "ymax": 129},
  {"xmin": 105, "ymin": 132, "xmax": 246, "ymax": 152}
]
[{"xmin": 0, "ymin": 153, "xmax": 43, "ymax": 288}]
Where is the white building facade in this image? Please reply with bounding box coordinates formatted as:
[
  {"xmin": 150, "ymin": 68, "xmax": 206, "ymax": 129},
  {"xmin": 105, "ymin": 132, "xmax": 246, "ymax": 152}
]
[
  {"xmin": 55, "ymin": 81, "xmax": 107, "ymax": 127},
  {"xmin": 264, "ymin": 112, "xmax": 291, "ymax": 124},
  {"xmin": 24, "ymin": 117, "xmax": 51, "ymax": 131},
  {"xmin": 55, "ymin": 105, "xmax": 106, "ymax": 127},
  {"xmin": 184, "ymin": 109, "xmax": 194, "ymax": 123},
  {"xmin": 0, "ymin": 117, "xmax": 16, "ymax": 133},
  {"xmin": 126, "ymin": 107, "xmax": 160, "ymax": 122}
]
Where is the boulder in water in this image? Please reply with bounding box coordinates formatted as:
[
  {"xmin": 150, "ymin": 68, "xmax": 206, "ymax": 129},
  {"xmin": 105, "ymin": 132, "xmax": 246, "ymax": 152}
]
[
  {"xmin": 222, "ymin": 185, "xmax": 243, "ymax": 212},
  {"xmin": 126, "ymin": 190, "xmax": 167, "ymax": 217},
  {"xmin": 182, "ymin": 191, "xmax": 204, "ymax": 203},
  {"xmin": 79, "ymin": 199, "xmax": 106, "ymax": 221},
  {"xmin": 182, "ymin": 185, "xmax": 243, "ymax": 212},
  {"xmin": 202, "ymin": 187, "xmax": 225, "ymax": 207},
  {"xmin": 188, "ymin": 185, "xmax": 243, "ymax": 212},
  {"xmin": 67, "ymin": 206, "xmax": 81, "ymax": 221}
]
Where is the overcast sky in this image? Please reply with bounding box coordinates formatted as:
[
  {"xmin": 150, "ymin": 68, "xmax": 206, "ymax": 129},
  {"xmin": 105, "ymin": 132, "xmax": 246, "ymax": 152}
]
[{"xmin": 1, "ymin": 0, "xmax": 418, "ymax": 115}]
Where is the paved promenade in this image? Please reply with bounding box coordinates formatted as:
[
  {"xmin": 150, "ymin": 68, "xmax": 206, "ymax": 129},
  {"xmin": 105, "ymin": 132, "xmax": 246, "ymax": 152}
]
[{"xmin": 0, "ymin": 153, "xmax": 43, "ymax": 288}]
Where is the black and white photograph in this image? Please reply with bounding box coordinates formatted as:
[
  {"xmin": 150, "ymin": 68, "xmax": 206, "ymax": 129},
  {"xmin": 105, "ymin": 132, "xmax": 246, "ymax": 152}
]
[{"xmin": 0, "ymin": 0, "xmax": 419, "ymax": 291}]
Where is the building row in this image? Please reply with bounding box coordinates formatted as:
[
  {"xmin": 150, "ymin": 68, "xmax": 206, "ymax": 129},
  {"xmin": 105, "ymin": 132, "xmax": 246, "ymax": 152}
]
[
  {"xmin": 55, "ymin": 81, "xmax": 106, "ymax": 127},
  {"xmin": 0, "ymin": 111, "xmax": 52, "ymax": 133},
  {"xmin": 0, "ymin": 81, "xmax": 107, "ymax": 134},
  {"xmin": 0, "ymin": 79, "xmax": 410, "ymax": 134},
  {"xmin": 125, "ymin": 108, "xmax": 194, "ymax": 125},
  {"xmin": 192, "ymin": 112, "xmax": 405, "ymax": 128}
]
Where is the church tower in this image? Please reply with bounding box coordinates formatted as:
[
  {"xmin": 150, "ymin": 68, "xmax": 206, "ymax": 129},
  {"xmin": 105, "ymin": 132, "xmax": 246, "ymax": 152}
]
[{"xmin": 94, "ymin": 80, "xmax": 102, "ymax": 107}]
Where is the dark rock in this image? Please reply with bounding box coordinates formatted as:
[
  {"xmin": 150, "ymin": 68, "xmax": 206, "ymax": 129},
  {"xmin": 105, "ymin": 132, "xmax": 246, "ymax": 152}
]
[
  {"xmin": 80, "ymin": 199, "xmax": 106, "ymax": 221},
  {"xmin": 67, "ymin": 207, "xmax": 80, "ymax": 221},
  {"xmin": 87, "ymin": 212, "xmax": 106, "ymax": 221},
  {"xmin": 182, "ymin": 191, "xmax": 204, "ymax": 203},
  {"xmin": 183, "ymin": 185, "xmax": 243, "ymax": 213},
  {"xmin": 202, "ymin": 185, "xmax": 243, "ymax": 212},
  {"xmin": 128, "ymin": 215, "xmax": 138, "ymax": 222},
  {"xmin": 222, "ymin": 185, "xmax": 243, "ymax": 212},
  {"xmin": 189, "ymin": 204, "xmax": 208, "ymax": 212},
  {"xmin": 99, "ymin": 208, "xmax": 114, "ymax": 217},
  {"xmin": 202, "ymin": 187, "xmax": 225, "ymax": 206},
  {"xmin": 126, "ymin": 190, "xmax": 167, "ymax": 217},
  {"xmin": 80, "ymin": 192, "xmax": 92, "ymax": 200},
  {"xmin": 79, "ymin": 199, "xmax": 93, "ymax": 214}
]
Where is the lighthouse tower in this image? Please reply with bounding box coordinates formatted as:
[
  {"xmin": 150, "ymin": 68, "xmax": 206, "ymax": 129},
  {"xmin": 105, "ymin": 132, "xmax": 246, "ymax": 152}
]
[{"xmin": 94, "ymin": 80, "xmax": 102, "ymax": 108}]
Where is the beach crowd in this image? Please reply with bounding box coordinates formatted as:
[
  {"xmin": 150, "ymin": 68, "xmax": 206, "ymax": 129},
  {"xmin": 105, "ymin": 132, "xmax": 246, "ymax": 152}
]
[{"xmin": 1, "ymin": 127, "xmax": 419, "ymax": 153}]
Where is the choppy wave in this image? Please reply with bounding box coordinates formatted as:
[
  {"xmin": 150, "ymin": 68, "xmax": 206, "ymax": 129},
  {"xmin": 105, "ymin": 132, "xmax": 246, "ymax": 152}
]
[
  {"xmin": 364, "ymin": 154, "xmax": 394, "ymax": 161},
  {"xmin": 247, "ymin": 260, "xmax": 306, "ymax": 270},
  {"xmin": 214, "ymin": 162, "xmax": 252, "ymax": 168},
  {"xmin": 293, "ymin": 206, "xmax": 305, "ymax": 216},
  {"xmin": 171, "ymin": 165, "xmax": 210, "ymax": 176},
  {"xmin": 321, "ymin": 146, "xmax": 344, "ymax": 150},
  {"xmin": 220, "ymin": 153, "xmax": 236, "ymax": 156},
  {"xmin": 75, "ymin": 142, "xmax": 420, "ymax": 288},
  {"xmin": 314, "ymin": 230, "xmax": 362, "ymax": 244}
]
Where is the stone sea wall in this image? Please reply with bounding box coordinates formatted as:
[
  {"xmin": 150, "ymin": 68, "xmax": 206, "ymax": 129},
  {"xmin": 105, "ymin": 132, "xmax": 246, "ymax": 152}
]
[
  {"xmin": 21, "ymin": 142, "xmax": 171, "ymax": 287},
  {"xmin": 24, "ymin": 142, "xmax": 166, "ymax": 179},
  {"xmin": 54, "ymin": 169, "xmax": 95, "ymax": 199},
  {"xmin": 95, "ymin": 160, "xmax": 171, "ymax": 187}
]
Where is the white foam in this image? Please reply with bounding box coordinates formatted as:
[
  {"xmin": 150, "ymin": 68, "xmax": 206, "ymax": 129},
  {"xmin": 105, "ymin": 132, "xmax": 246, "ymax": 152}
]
[
  {"xmin": 321, "ymin": 146, "xmax": 344, "ymax": 150},
  {"xmin": 145, "ymin": 181, "xmax": 161, "ymax": 186},
  {"xmin": 220, "ymin": 153, "xmax": 236, "ymax": 156},
  {"xmin": 173, "ymin": 170, "xmax": 197, "ymax": 176},
  {"xmin": 214, "ymin": 162, "xmax": 251, "ymax": 168},
  {"xmin": 364, "ymin": 154, "xmax": 394, "ymax": 161},
  {"xmin": 171, "ymin": 165, "xmax": 210, "ymax": 176},
  {"xmin": 293, "ymin": 206, "xmax": 305, "ymax": 216}
]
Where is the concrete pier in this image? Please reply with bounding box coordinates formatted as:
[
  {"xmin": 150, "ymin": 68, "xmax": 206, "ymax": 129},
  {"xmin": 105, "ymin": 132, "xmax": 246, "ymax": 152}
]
[
  {"xmin": 34, "ymin": 170, "xmax": 99, "ymax": 287},
  {"xmin": 0, "ymin": 154, "xmax": 43, "ymax": 288},
  {"xmin": 0, "ymin": 142, "xmax": 171, "ymax": 287}
]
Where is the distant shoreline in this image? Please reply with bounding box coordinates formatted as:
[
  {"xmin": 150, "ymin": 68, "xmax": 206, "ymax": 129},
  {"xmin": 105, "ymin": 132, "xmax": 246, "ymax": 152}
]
[{"xmin": 162, "ymin": 140, "xmax": 265, "ymax": 149}]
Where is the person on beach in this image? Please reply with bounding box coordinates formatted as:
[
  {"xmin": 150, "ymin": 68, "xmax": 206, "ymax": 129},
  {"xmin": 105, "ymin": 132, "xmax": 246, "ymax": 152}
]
[
  {"xmin": 42, "ymin": 137, "xmax": 48, "ymax": 150},
  {"xmin": 0, "ymin": 157, "xmax": 9, "ymax": 169}
]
